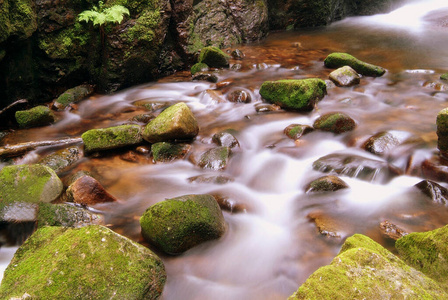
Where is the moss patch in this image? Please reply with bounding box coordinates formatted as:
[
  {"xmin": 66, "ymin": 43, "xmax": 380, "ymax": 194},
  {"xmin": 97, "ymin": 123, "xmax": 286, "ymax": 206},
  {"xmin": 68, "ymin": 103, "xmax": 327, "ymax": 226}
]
[
  {"xmin": 313, "ymin": 112, "xmax": 356, "ymax": 134},
  {"xmin": 151, "ymin": 142, "xmax": 191, "ymax": 162},
  {"xmin": 82, "ymin": 124, "xmax": 143, "ymax": 152},
  {"xmin": 191, "ymin": 62, "xmax": 209, "ymax": 75},
  {"xmin": 0, "ymin": 225, "xmax": 166, "ymax": 299},
  {"xmin": 15, "ymin": 105, "xmax": 55, "ymax": 128}
]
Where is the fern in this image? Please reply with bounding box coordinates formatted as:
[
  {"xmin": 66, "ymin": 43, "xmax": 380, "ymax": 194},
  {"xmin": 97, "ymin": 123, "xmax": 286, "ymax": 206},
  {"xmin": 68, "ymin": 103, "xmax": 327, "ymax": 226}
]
[{"xmin": 78, "ymin": 1, "xmax": 130, "ymax": 27}]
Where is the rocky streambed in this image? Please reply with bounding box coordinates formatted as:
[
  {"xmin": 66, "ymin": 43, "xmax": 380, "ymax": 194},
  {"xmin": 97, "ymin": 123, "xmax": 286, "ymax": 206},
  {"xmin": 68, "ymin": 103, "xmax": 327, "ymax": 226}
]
[{"xmin": 2, "ymin": 3, "xmax": 448, "ymax": 298}]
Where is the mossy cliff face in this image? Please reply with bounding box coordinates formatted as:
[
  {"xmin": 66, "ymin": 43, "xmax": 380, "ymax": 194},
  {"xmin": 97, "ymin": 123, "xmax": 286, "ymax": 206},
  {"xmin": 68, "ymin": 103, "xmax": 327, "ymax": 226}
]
[
  {"xmin": 0, "ymin": 225, "xmax": 166, "ymax": 299},
  {"xmin": 289, "ymin": 234, "xmax": 447, "ymax": 299}
]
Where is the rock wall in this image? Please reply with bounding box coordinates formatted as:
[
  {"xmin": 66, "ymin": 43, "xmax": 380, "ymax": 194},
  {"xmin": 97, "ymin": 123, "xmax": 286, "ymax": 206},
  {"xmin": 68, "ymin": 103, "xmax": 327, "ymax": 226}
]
[{"xmin": 0, "ymin": 0, "xmax": 401, "ymax": 109}]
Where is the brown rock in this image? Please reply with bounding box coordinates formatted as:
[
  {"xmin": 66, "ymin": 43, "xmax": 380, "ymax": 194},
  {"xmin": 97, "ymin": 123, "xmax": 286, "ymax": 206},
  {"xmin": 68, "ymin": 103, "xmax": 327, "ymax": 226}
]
[{"xmin": 66, "ymin": 175, "xmax": 117, "ymax": 205}]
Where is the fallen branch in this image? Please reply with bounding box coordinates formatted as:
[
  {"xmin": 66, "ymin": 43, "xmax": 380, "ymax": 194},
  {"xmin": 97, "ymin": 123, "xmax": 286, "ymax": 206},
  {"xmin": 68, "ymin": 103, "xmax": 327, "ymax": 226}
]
[{"xmin": 0, "ymin": 137, "xmax": 83, "ymax": 158}]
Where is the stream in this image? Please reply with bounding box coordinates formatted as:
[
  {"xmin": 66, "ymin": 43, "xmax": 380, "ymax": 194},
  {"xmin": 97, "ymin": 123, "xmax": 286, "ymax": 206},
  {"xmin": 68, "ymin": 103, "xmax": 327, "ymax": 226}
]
[{"xmin": 2, "ymin": 0, "xmax": 448, "ymax": 298}]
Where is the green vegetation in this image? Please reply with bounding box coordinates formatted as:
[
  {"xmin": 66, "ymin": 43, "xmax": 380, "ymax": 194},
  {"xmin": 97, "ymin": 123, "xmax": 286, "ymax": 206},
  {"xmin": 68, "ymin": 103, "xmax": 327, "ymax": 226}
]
[
  {"xmin": 15, "ymin": 106, "xmax": 55, "ymax": 128},
  {"xmin": 324, "ymin": 52, "xmax": 386, "ymax": 77},
  {"xmin": 81, "ymin": 125, "xmax": 143, "ymax": 152}
]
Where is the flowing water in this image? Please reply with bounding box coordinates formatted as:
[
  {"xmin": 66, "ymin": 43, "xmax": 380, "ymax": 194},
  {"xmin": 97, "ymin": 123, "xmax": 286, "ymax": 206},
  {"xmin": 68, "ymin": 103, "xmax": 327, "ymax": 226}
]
[{"xmin": 2, "ymin": 0, "xmax": 448, "ymax": 298}]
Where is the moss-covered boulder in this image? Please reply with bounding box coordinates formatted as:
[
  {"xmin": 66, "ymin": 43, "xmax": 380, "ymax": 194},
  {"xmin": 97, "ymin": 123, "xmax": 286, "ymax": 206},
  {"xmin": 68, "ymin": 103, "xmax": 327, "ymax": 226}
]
[
  {"xmin": 0, "ymin": 164, "xmax": 63, "ymax": 205},
  {"xmin": 289, "ymin": 234, "xmax": 447, "ymax": 299},
  {"xmin": 259, "ymin": 78, "xmax": 327, "ymax": 112},
  {"xmin": 304, "ymin": 175, "xmax": 349, "ymax": 193},
  {"xmin": 15, "ymin": 105, "xmax": 55, "ymax": 128},
  {"xmin": 284, "ymin": 124, "xmax": 314, "ymax": 140},
  {"xmin": 53, "ymin": 84, "xmax": 94, "ymax": 110},
  {"xmin": 82, "ymin": 124, "xmax": 143, "ymax": 153},
  {"xmin": 324, "ymin": 52, "xmax": 386, "ymax": 77},
  {"xmin": 191, "ymin": 62, "xmax": 209, "ymax": 75},
  {"xmin": 437, "ymin": 108, "xmax": 448, "ymax": 157},
  {"xmin": 0, "ymin": 225, "xmax": 166, "ymax": 299},
  {"xmin": 396, "ymin": 225, "xmax": 448, "ymax": 290},
  {"xmin": 142, "ymin": 102, "xmax": 199, "ymax": 143},
  {"xmin": 329, "ymin": 66, "xmax": 361, "ymax": 87},
  {"xmin": 151, "ymin": 142, "xmax": 191, "ymax": 162},
  {"xmin": 38, "ymin": 146, "xmax": 81, "ymax": 174},
  {"xmin": 313, "ymin": 112, "xmax": 356, "ymax": 134},
  {"xmin": 198, "ymin": 147, "xmax": 231, "ymax": 170},
  {"xmin": 140, "ymin": 194, "xmax": 226, "ymax": 255},
  {"xmin": 198, "ymin": 46, "xmax": 230, "ymax": 68}
]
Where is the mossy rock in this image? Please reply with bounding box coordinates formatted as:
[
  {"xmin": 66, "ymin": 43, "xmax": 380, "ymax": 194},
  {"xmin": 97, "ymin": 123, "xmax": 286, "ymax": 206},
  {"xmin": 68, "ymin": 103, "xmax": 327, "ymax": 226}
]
[
  {"xmin": 441, "ymin": 73, "xmax": 448, "ymax": 81},
  {"xmin": 0, "ymin": 225, "xmax": 166, "ymax": 299},
  {"xmin": 15, "ymin": 105, "xmax": 55, "ymax": 128},
  {"xmin": 284, "ymin": 124, "xmax": 314, "ymax": 140},
  {"xmin": 259, "ymin": 78, "xmax": 327, "ymax": 112},
  {"xmin": 212, "ymin": 130, "xmax": 239, "ymax": 148},
  {"xmin": 396, "ymin": 225, "xmax": 448, "ymax": 290},
  {"xmin": 198, "ymin": 147, "xmax": 231, "ymax": 170},
  {"xmin": 437, "ymin": 108, "xmax": 448, "ymax": 154},
  {"xmin": 38, "ymin": 146, "xmax": 81, "ymax": 174},
  {"xmin": 289, "ymin": 234, "xmax": 447, "ymax": 299},
  {"xmin": 324, "ymin": 52, "xmax": 386, "ymax": 77},
  {"xmin": 151, "ymin": 142, "xmax": 191, "ymax": 162},
  {"xmin": 142, "ymin": 102, "xmax": 199, "ymax": 143},
  {"xmin": 304, "ymin": 175, "xmax": 349, "ymax": 193},
  {"xmin": 329, "ymin": 66, "xmax": 361, "ymax": 87},
  {"xmin": 140, "ymin": 194, "xmax": 226, "ymax": 255},
  {"xmin": 313, "ymin": 112, "xmax": 356, "ymax": 134},
  {"xmin": 191, "ymin": 62, "xmax": 209, "ymax": 75},
  {"xmin": 36, "ymin": 203, "xmax": 104, "ymax": 228},
  {"xmin": 198, "ymin": 46, "xmax": 230, "ymax": 68},
  {"xmin": 82, "ymin": 124, "xmax": 143, "ymax": 153},
  {"xmin": 0, "ymin": 164, "xmax": 63, "ymax": 206},
  {"xmin": 54, "ymin": 84, "xmax": 94, "ymax": 110}
]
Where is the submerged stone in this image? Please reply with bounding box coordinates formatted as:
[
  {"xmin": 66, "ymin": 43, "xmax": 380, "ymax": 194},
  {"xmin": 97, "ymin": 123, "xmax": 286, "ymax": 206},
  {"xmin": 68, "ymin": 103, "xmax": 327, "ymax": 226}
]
[
  {"xmin": 289, "ymin": 234, "xmax": 447, "ymax": 299},
  {"xmin": 284, "ymin": 124, "xmax": 314, "ymax": 140},
  {"xmin": 396, "ymin": 224, "xmax": 448, "ymax": 290},
  {"xmin": 82, "ymin": 124, "xmax": 143, "ymax": 153},
  {"xmin": 362, "ymin": 130, "xmax": 416, "ymax": 156},
  {"xmin": 38, "ymin": 146, "xmax": 81, "ymax": 174},
  {"xmin": 198, "ymin": 147, "xmax": 231, "ymax": 170},
  {"xmin": 227, "ymin": 89, "xmax": 251, "ymax": 103},
  {"xmin": 53, "ymin": 84, "xmax": 94, "ymax": 110},
  {"xmin": 15, "ymin": 105, "xmax": 55, "ymax": 128},
  {"xmin": 379, "ymin": 220, "xmax": 408, "ymax": 240},
  {"xmin": 259, "ymin": 78, "xmax": 327, "ymax": 111},
  {"xmin": 191, "ymin": 62, "xmax": 209, "ymax": 75},
  {"xmin": 324, "ymin": 52, "xmax": 386, "ymax": 77},
  {"xmin": 142, "ymin": 102, "xmax": 199, "ymax": 143},
  {"xmin": 313, "ymin": 112, "xmax": 356, "ymax": 133},
  {"xmin": 192, "ymin": 72, "xmax": 219, "ymax": 83},
  {"xmin": 414, "ymin": 180, "xmax": 448, "ymax": 206},
  {"xmin": 212, "ymin": 130, "xmax": 240, "ymax": 148},
  {"xmin": 329, "ymin": 66, "xmax": 360, "ymax": 86},
  {"xmin": 0, "ymin": 225, "xmax": 166, "ymax": 299},
  {"xmin": 304, "ymin": 175, "xmax": 349, "ymax": 193},
  {"xmin": 140, "ymin": 194, "xmax": 226, "ymax": 255},
  {"xmin": 198, "ymin": 46, "xmax": 230, "ymax": 68},
  {"xmin": 151, "ymin": 142, "xmax": 191, "ymax": 162},
  {"xmin": 307, "ymin": 211, "xmax": 345, "ymax": 238}
]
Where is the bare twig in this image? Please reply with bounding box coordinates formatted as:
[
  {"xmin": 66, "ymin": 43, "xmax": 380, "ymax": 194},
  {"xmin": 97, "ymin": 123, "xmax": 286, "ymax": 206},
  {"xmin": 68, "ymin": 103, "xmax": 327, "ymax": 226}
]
[{"xmin": 0, "ymin": 137, "xmax": 83, "ymax": 158}]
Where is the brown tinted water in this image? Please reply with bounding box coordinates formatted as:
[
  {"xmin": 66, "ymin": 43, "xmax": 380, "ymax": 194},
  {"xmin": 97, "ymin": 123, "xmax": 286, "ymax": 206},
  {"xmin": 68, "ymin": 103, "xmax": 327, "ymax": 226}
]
[{"xmin": 2, "ymin": 2, "xmax": 448, "ymax": 298}]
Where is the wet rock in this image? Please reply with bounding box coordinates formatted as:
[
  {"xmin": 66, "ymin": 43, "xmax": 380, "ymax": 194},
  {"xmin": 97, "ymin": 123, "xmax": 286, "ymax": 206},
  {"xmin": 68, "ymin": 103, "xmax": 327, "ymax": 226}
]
[
  {"xmin": 0, "ymin": 225, "xmax": 166, "ymax": 299},
  {"xmin": 329, "ymin": 66, "xmax": 360, "ymax": 87},
  {"xmin": 82, "ymin": 124, "xmax": 143, "ymax": 153},
  {"xmin": 133, "ymin": 100, "xmax": 170, "ymax": 112},
  {"xmin": 192, "ymin": 72, "xmax": 219, "ymax": 83},
  {"xmin": 36, "ymin": 203, "xmax": 104, "ymax": 228},
  {"xmin": 15, "ymin": 105, "xmax": 55, "ymax": 128},
  {"xmin": 312, "ymin": 153, "xmax": 401, "ymax": 183},
  {"xmin": 290, "ymin": 234, "xmax": 447, "ymax": 299},
  {"xmin": 198, "ymin": 46, "xmax": 230, "ymax": 68},
  {"xmin": 188, "ymin": 175, "xmax": 234, "ymax": 185},
  {"xmin": 191, "ymin": 62, "xmax": 209, "ymax": 75},
  {"xmin": 441, "ymin": 73, "xmax": 448, "ymax": 81},
  {"xmin": 227, "ymin": 89, "xmax": 252, "ymax": 103},
  {"xmin": 66, "ymin": 175, "xmax": 117, "ymax": 206},
  {"xmin": 142, "ymin": 102, "xmax": 199, "ymax": 143},
  {"xmin": 422, "ymin": 155, "xmax": 448, "ymax": 183},
  {"xmin": 38, "ymin": 146, "xmax": 81, "ymax": 174},
  {"xmin": 212, "ymin": 130, "xmax": 240, "ymax": 148},
  {"xmin": 255, "ymin": 103, "xmax": 281, "ymax": 113},
  {"xmin": 259, "ymin": 78, "xmax": 327, "ymax": 111},
  {"xmin": 53, "ymin": 84, "xmax": 94, "ymax": 110},
  {"xmin": 198, "ymin": 147, "xmax": 231, "ymax": 170},
  {"xmin": 151, "ymin": 142, "xmax": 191, "ymax": 162},
  {"xmin": 362, "ymin": 130, "xmax": 415, "ymax": 156},
  {"xmin": 423, "ymin": 81, "xmax": 448, "ymax": 91},
  {"xmin": 284, "ymin": 124, "xmax": 314, "ymax": 140},
  {"xmin": 140, "ymin": 194, "xmax": 226, "ymax": 255},
  {"xmin": 396, "ymin": 224, "xmax": 448, "ymax": 291},
  {"xmin": 128, "ymin": 113, "xmax": 154, "ymax": 124},
  {"xmin": 231, "ymin": 49, "xmax": 244, "ymax": 60},
  {"xmin": 304, "ymin": 175, "xmax": 349, "ymax": 193},
  {"xmin": 0, "ymin": 164, "xmax": 63, "ymax": 205},
  {"xmin": 437, "ymin": 108, "xmax": 448, "ymax": 157},
  {"xmin": 415, "ymin": 180, "xmax": 448, "ymax": 206},
  {"xmin": 212, "ymin": 194, "xmax": 248, "ymax": 213},
  {"xmin": 313, "ymin": 112, "xmax": 356, "ymax": 134},
  {"xmin": 379, "ymin": 220, "xmax": 408, "ymax": 240},
  {"xmin": 307, "ymin": 211, "xmax": 343, "ymax": 238},
  {"xmin": 324, "ymin": 52, "xmax": 386, "ymax": 77}
]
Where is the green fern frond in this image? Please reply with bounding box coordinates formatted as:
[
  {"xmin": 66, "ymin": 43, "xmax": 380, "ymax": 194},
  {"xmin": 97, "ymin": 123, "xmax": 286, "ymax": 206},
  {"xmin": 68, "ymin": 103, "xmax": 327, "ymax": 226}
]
[
  {"xmin": 104, "ymin": 6, "xmax": 130, "ymax": 24},
  {"xmin": 78, "ymin": 3, "xmax": 129, "ymax": 27}
]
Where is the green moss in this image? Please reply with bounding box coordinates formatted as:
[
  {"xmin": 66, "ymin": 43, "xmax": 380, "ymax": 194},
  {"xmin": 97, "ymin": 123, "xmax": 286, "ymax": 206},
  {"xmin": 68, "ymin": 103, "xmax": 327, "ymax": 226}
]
[
  {"xmin": 396, "ymin": 225, "xmax": 448, "ymax": 290},
  {"xmin": 0, "ymin": 225, "xmax": 166, "ymax": 299},
  {"xmin": 441, "ymin": 73, "xmax": 448, "ymax": 81},
  {"xmin": 140, "ymin": 194, "xmax": 226, "ymax": 254},
  {"xmin": 8, "ymin": 0, "xmax": 37, "ymax": 39},
  {"xmin": 151, "ymin": 142, "xmax": 191, "ymax": 162},
  {"xmin": 0, "ymin": 164, "xmax": 63, "ymax": 205},
  {"xmin": 259, "ymin": 78, "xmax": 327, "ymax": 111},
  {"xmin": 126, "ymin": 9, "xmax": 160, "ymax": 45},
  {"xmin": 191, "ymin": 62, "xmax": 209, "ymax": 75},
  {"xmin": 15, "ymin": 106, "xmax": 55, "ymax": 128},
  {"xmin": 55, "ymin": 84, "xmax": 94, "ymax": 109},
  {"xmin": 324, "ymin": 52, "xmax": 386, "ymax": 77},
  {"xmin": 81, "ymin": 124, "xmax": 143, "ymax": 152},
  {"xmin": 0, "ymin": 0, "xmax": 10, "ymax": 43},
  {"xmin": 106, "ymin": 0, "xmax": 158, "ymax": 14},
  {"xmin": 313, "ymin": 112, "xmax": 356, "ymax": 134},
  {"xmin": 198, "ymin": 46, "xmax": 230, "ymax": 68}
]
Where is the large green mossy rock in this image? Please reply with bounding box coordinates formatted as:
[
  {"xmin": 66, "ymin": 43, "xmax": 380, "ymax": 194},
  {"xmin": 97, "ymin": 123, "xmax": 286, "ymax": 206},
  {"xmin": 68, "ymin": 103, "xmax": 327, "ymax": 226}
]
[
  {"xmin": 0, "ymin": 164, "xmax": 63, "ymax": 205},
  {"xmin": 0, "ymin": 225, "xmax": 166, "ymax": 299},
  {"xmin": 15, "ymin": 105, "xmax": 55, "ymax": 128},
  {"xmin": 324, "ymin": 52, "xmax": 386, "ymax": 77},
  {"xmin": 140, "ymin": 194, "xmax": 226, "ymax": 255},
  {"xmin": 259, "ymin": 78, "xmax": 327, "ymax": 112},
  {"xmin": 142, "ymin": 102, "xmax": 199, "ymax": 144},
  {"xmin": 53, "ymin": 84, "xmax": 94, "ymax": 110},
  {"xmin": 198, "ymin": 46, "xmax": 230, "ymax": 68},
  {"xmin": 396, "ymin": 225, "xmax": 448, "ymax": 290},
  {"xmin": 82, "ymin": 124, "xmax": 143, "ymax": 152},
  {"xmin": 289, "ymin": 234, "xmax": 447, "ymax": 299}
]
